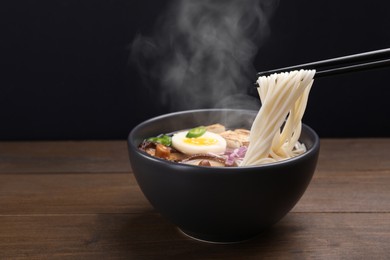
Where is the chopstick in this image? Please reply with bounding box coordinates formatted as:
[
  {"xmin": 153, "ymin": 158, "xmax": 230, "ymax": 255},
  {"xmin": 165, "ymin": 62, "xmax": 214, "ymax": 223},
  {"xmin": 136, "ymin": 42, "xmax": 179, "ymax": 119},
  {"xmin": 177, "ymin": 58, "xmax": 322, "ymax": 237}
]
[{"xmin": 257, "ymin": 48, "xmax": 390, "ymax": 78}]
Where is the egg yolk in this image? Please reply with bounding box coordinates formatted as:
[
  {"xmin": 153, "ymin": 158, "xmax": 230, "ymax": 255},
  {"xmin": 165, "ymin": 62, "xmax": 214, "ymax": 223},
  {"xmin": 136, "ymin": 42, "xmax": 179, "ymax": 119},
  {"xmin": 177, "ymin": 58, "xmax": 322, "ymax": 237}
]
[{"xmin": 184, "ymin": 137, "xmax": 218, "ymax": 146}]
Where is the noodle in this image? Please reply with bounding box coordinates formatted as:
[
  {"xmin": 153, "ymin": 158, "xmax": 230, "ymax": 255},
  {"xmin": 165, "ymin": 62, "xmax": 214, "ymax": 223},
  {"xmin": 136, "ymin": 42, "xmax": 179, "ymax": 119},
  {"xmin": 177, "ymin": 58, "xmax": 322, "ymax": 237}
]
[{"xmin": 241, "ymin": 70, "xmax": 315, "ymax": 166}]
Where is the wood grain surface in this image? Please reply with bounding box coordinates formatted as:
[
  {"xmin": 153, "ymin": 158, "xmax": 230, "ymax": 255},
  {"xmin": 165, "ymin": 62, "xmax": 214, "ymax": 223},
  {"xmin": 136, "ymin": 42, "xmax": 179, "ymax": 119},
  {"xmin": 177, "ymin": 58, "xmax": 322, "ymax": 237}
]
[{"xmin": 0, "ymin": 139, "xmax": 389, "ymax": 259}]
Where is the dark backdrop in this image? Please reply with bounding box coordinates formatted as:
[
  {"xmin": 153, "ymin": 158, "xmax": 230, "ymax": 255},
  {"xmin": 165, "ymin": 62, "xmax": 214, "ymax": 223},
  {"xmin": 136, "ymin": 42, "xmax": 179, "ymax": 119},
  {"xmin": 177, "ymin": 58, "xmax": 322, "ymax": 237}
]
[{"xmin": 1, "ymin": 0, "xmax": 389, "ymax": 140}]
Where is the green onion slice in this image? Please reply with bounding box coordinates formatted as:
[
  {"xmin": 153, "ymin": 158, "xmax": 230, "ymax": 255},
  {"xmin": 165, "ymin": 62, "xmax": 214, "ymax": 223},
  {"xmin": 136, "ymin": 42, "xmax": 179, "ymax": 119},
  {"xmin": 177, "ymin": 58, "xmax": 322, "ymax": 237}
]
[{"xmin": 186, "ymin": 126, "xmax": 206, "ymax": 138}]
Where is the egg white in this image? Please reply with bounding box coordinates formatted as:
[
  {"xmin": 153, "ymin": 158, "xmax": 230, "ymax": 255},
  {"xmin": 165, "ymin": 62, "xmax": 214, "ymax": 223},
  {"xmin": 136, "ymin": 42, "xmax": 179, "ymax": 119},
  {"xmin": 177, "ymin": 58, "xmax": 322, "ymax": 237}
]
[{"xmin": 172, "ymin": 131, "xmax": 227, "ymax": 155}]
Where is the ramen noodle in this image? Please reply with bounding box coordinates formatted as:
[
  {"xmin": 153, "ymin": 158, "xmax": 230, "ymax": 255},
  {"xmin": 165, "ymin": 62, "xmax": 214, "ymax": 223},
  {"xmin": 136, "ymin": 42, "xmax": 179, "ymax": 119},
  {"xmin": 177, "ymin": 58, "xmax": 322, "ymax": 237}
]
[{"xmin": 241, "ymin": 70, "xmax": 315, "ymax": 165}]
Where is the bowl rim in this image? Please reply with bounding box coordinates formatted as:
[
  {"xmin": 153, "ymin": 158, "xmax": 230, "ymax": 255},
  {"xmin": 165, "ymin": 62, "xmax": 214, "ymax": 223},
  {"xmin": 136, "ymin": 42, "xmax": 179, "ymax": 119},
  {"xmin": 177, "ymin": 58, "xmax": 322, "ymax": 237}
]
[{"xmin": 128, "ymin": 108, "xmax": 320, "ymax": 171}]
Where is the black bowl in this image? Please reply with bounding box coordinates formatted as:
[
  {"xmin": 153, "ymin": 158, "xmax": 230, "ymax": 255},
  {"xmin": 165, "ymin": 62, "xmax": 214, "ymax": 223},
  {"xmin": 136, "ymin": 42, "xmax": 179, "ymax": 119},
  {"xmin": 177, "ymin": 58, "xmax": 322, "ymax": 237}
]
[{"xmin": 127, "ymin": 109, "xmax": 320, "ymax": 243}]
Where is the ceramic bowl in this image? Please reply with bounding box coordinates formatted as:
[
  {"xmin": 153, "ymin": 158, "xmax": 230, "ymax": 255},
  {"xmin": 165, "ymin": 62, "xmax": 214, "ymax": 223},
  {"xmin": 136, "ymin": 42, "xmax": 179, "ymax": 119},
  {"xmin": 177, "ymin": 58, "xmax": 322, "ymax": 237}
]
[{"xmin": 127, "ymin": 109, "xmax": 320, "ymax": 243}]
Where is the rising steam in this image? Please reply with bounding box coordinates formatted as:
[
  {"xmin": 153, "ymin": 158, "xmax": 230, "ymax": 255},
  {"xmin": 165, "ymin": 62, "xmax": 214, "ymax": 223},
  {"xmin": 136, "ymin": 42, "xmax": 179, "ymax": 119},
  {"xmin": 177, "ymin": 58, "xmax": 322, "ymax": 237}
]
[{"xmin": 131, "ymin": 0, "xmax": 279, "ymax": 111}]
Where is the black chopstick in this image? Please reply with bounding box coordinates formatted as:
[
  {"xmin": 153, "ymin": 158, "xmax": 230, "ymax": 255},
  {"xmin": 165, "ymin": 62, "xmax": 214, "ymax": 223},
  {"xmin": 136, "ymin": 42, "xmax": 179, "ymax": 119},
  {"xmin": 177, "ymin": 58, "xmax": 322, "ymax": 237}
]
[
  {"xmin": 315, "ymin": 58, "xmax": 390, "ymax": 78},
  {"xmin": 257, "ymin": 48, "xmax": 390, "ymax": 78}
]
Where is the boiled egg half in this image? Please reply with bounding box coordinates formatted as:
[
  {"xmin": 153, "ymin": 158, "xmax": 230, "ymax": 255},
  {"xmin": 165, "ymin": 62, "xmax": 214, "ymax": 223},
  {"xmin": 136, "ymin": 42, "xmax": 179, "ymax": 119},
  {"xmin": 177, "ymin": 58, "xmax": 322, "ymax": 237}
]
[{"xmin": 172, "ymin": 131, "xmax": 227, "ymax": 155}]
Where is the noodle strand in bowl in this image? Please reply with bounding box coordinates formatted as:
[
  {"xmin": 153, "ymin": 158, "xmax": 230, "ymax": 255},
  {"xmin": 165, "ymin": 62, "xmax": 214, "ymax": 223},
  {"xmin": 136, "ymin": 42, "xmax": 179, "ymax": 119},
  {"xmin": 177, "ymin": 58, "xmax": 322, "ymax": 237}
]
[{"xmin": 241, "ymin": 70, "xmax": 315, "ymax": 166}]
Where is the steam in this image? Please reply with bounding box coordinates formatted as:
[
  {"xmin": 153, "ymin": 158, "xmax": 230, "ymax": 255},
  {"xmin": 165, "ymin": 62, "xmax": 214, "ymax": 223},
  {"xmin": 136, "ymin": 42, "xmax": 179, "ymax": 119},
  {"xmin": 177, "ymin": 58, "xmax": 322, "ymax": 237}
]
[{"xmin": 131, "ymin": 0, "xmax": 278, "ymax": 111}]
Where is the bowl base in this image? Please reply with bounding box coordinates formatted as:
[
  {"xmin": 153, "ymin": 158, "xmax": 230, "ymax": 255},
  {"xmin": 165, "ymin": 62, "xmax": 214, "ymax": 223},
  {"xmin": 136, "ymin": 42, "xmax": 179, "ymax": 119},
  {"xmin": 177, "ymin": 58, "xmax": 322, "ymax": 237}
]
[{"xmin": 177, "ymin": 228, "xmax": 258, "ymax": 244}]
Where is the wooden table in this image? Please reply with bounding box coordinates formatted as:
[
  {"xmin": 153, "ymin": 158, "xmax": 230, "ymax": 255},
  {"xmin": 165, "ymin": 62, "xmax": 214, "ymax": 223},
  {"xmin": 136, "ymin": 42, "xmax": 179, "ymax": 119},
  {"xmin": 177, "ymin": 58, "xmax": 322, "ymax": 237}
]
[{"xmin": 0, "ymin": 139, "xmax": 389, "ymax": 259}]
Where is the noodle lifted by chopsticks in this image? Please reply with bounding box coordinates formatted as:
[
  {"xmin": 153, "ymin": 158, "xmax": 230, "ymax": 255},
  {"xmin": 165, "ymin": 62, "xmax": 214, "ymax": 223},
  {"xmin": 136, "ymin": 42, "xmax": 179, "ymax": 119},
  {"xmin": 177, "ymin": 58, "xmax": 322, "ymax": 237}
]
[{"xmin": 241, "ymin": 70, "xmax": 315, "ymax": 166}]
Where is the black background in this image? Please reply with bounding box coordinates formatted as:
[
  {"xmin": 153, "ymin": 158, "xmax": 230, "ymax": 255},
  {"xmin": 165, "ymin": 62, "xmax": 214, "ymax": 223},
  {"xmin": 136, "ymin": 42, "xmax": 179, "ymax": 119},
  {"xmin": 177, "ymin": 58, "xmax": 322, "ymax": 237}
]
[{"xmin": 1, "ymin": 0, "xmax": 389, "ymax": 140}]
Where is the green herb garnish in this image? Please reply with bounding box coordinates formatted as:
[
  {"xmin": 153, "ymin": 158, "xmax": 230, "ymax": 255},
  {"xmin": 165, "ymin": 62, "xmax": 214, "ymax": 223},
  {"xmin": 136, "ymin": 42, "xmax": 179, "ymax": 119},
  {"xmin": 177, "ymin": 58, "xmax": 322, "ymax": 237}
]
[{"xmin": 147, "ymin": 135, "xmax": 172, "ymax": 146}]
